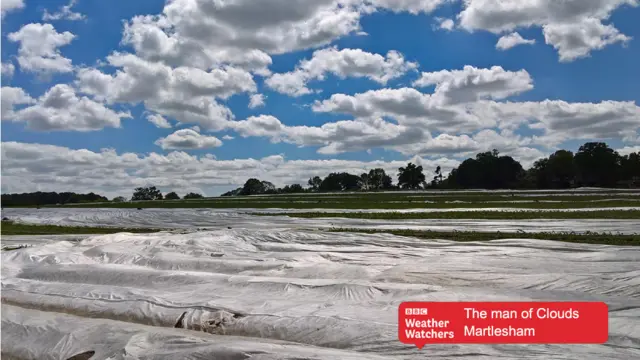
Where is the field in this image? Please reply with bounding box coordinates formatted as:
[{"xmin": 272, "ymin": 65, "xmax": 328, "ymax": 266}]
[
  {"xmin": 2, "ymin": 189, "xmax": 639, "ymax": 359},
  {"xmin": 51, "ymin": 189, "xmax": 640, "ymax": 209}
]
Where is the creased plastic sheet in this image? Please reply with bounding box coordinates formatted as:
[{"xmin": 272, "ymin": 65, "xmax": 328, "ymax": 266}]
[
  {"xmin": 2, "ymin": 229, "xmax": 640, "ymax": 359},
  {"xmin": 3, "ymin": 208, "xmax": 640, "ymax": 234}
]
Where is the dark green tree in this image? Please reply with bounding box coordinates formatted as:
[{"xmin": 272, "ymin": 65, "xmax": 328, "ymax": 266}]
[
  {"xmin": 240, "ymin": 178, "xmax": 265, "ymax": 195},
  {"xmin": 367, "ymin": 168, "xmax": 393, "ymax": 190},
  {"xmin": 620, "ymin": 152, "xmax": 640, "ymax": 187},
  {"xmin": 184, "ymin": 192, "xmax": 204, "ymax": 199},
  {"xmin": 307, "ymin": 176, "xmax": 322, "ymax": 191},
  {"xmin": 397, "ymin": 163, "xmax": 426, "ymax": 189},
  {"xmin": 261, "ymin": 181, "xmax": 277, "ymax": 194},
  {"xmin": 131, "ymin": 186, "xmax": 163, "ymax": 201},
  {"xmin": 444, "ymin": 150, "xmax": 524, "ymax": 189},
  {"xmin": 165, "ymin": 192, "xmax": 180, "ymax": 200},
  {"xmin": 1, "ymin": 191, "xmax": 108, "ymax": 206},
  {"xmin": 360, "ymin": 173, "xmax": 370, "ymax": 190},
  {"xmin": 220, "ymin": 188, "xmax": 241, "ymax": 197},
  {"xmin": 430, "ymin": 165, "xmax": 444, "ymax": 187},
  {"xmin": 574, "ymin": 142, "xmax": 621, "ymax": 187},
  {"xmin": 280, "ymin": 184, "xmax": 304, "ymax": 193},
  {"xmin": 319, "ymin": 173, "xmax": 362, "ymax": 192}
]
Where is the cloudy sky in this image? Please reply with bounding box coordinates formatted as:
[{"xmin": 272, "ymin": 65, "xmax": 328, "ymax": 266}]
[{"xmin": 2, "ymin": 0, "xmax": 640, "ymax": 198}]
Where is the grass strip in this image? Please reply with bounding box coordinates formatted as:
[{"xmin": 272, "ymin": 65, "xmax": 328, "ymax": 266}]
[
  {"xmin": 1, "ymin": 221, "xmax": 162, "ymax": 235},
  {"xmin": 328, "ymin": 228, "xmax": 640, "ymax": 246},
  {"xmin": 252, "ymin": 209, "xmax": 640, "ymax": 220}
]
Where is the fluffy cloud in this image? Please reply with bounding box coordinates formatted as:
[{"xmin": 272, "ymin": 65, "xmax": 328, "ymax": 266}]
[
  {"xmin": 43, "ymin": 0, "xmax": 86, "ymax": 21},
  {"xmin": 617, "ymin": 146, "xmax": 640, "ymax": 156},
  {"xmin": 120, "ymin": 0, "xmax": 362, "ymax": 72},
  {"xmin": 365, "ymin": 0, "xmax": 450, "ymax": 14},
  {"xmin": 6, "ymin": 84, "xmax": 132, "ymax": 131},
  {"xmin": 155, "ymin": 128, "xmax": 223, "ymax": 150},
  {"xmin": 7, "ymin": 23, "xmax": 76, "ymax": 74},
  {"xmin": 1, "ymin": 62, "xmax": 16, "ymax": 78},
  {"xmin": 496, "ymin": 32, "xmax": 536, "ymax": 50},
  {"xmin": 266, "ymin": 46, "xmax": 417, "ymax": 96},
  {"xmin": 225, "ymin": 112, "xmax": 548, "ymax": 164},
  {"xmin": 0, "ymin": 141, "xmax": 460, "ymax": 197},
  {"xmin": 248, "ymin": 94, "xmax": 266, "ymax": 109},
  {"xmin": 412, "ymin": 65, "xmax": 534, "ymax": 104},
  {"xmin": 542, "ymin": 18, "xmax": 631, "ymax": 62},
  {"xmin": 230, "ymin": 115, "xmax": 426, "ymax": 155},
  {"xmin": 313, "ymin": 83, "xmax": 640, "ymax": 148},
  {"xmin": 439, "ymin": 19, "xmax": 455, "ymax": 31},
  {"xmin": 146, "ymin": 113, "xmax": 172, "ymax": 128},
  {"xmin": 1, "ymin": 87, "xmax": 35, "ymax": 120},
  {"xmin": 468, "ymin": 99, "xmax": 640, "ymax": 145},
  {"xmin": 389, "ymin": 129, "xmax": 546, "ymax": 167},
  {"xmin": 457, "ymin": 0, "xmax": 638, "ymax": 61},
  {"xmin": 118, "ymin": 0, "xmax": 452, "ymax": 73},
  {"xmin": 76, "ymin": 52, "xmax": 256, "ymax": 130},
  {"xmin": 1, "ymin": 0, "xmax": 24, "ymax": 17}
]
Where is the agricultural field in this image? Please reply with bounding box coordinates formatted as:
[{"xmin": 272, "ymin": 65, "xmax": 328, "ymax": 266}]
[
  {"xmin": 2, "ymin": 189, "xmax": 639, "ymax": 359},
  {"xmin": 53, "ymin": 188, "xmax": 640, "ymax": 210}
]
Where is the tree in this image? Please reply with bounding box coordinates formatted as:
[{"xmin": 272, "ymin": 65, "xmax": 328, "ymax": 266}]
[
  {"xmin": 443, "ymin": 150, "xmax": 524, "ymax": 189},
  {"xmin": 165, "ymin": 192, "xmax": 180, "ymax": 200},
  {"xmin": 367, "ymin": 168, "xmax": 393, "ymax": 190},
  {"xmin": 221, "ymin": 188, "xmax": 241, "ymax": 197},
  {"xmin": 131, "ymin": 186, "xmax": 163, "ymax": 201},
  {"xmin": 529, "ymin": 150, "xmax": 575, "ymax": 189},
  {"xmin": 360, "ymin": 173, "xmax": 370, "ymax": 190},
  {"xmin": 240, "ymin": 178, "xmax": 264, "ymax": 195},
  {"xmin": 238, "ymin": 179, "xmax": 276, "ymax": 195},
  {"xmin": 397, "ymin": 163, "xmax": 426, "ymax": 189},
  {"xmin": 319, "ymin": 172, "xmax": 362, "ymax": 192},
  {"xmin": 619, "ymin": 152, "xmax": 640, "ymax": 187},
  {"xmin": 430, "ymin": 165, "xmax": 443, "ymax": 187},
  {"xmin": 307, "ymin": 176, "xmax": 322, "ymax": 191},
  {"xmin": 574, "ymin": 142, "xmax": 621, "ymax": 187},
  {"xmin": 528, "ymin": 157, "xmax": 550, "ymax": 189},
  {"xmin": 112, "ymin": 196, "xmax": 127, "ymax": 203},
  {"xmin": 1, "ymin": 192, "xmax": 109, "ymax": 207},
  {"xmin": 261, "ymin": 180, "xmax": 277, "ymax": 194},
  {"xmin": 280, "ymin": 184, "xmax": 304, "ymax": 193},
  {"xmin": 184, "ymin": 192, "xmax": 204, "ymax": 199}
]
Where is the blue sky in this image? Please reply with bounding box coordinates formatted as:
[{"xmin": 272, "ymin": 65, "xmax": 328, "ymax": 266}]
[{"xmin": 2, "ymin": 0, "xmax": 640, "ymax": 197}]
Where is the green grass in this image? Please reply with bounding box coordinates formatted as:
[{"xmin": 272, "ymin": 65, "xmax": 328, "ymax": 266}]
[
  {"xmin": 4, "ymin": 187, "xmax": 638, "ymax": 210},
  {"xmin": 253, "ymin": 209, "xmax": 640, "ymax": 220},
  {"xmin": 329, "ymin": 228, "xmax": 640, "ymax": 246},
  {"xmin": 1, "ymin": 221, "xmax": 162, "ymax": 235}
]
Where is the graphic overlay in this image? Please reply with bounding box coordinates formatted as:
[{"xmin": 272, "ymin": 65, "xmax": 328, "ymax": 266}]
[{"xmin": 399, "ymin": 302, "xmax": 608, "ymax": 348}]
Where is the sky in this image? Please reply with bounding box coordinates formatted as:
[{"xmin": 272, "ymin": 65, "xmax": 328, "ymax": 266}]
[{"xmin": 1, "ymin": 0, "xmax": 640, "ymax": 198}]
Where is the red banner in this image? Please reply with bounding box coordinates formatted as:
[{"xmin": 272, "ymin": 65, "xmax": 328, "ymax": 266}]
[{"xmin": 398, "ymin": 301, "xmax": 608, "ymax": 348}]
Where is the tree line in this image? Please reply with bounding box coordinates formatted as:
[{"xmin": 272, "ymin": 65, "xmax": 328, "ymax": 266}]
[
  {"xmin": 125, "ymin": 186, "xmax": 204, "ymax": 201},
  {"xmin": 1, "ymin": 191, "xmax": 108, "ymax": 207},
  {"xmin": 224, "ymin": 141, "xmax": 640, "ymax": 195},
  {"xmin": 2, "ymin": 142, "xmax": 638, "ymax": 205}
]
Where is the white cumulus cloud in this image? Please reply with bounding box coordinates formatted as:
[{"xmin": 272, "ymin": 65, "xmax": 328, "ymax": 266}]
[
  {"xmin": 496, "ymin": 32, "xmax": 536, "ymax": 50},
  {"xmin": 1, "ymin": 0, "xmax": 24, "ymax": 17},
  {"xmin": 155, "ymin": 128, "xmax": 224, "ymax": 150},
  {"xmin": 7, "ymin": 84, "xmax": 132, "ymax": 131},
  {"xmin": 266, "ymin": 46, "xmax": 417, "ymax": 96},
  {"xmin": 457, "ymin": 0, "xmax": 638, "ymax": 62},
  {"xmin": 7, "ymin": 23, "xmax": 76, "ymax": 74},
  {"xmin": 43, "ymin": 0, "xmax": 86, "ymax": 21}
]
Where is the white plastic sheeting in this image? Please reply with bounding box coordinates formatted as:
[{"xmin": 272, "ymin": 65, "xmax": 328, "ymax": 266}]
[
  {"xmin": 3, "ymin": 208, "xmax": 640, "ymax": 235},
  {"xmin": 2, "ymin": 229, "xmax": 640, "ymax": 359}
]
